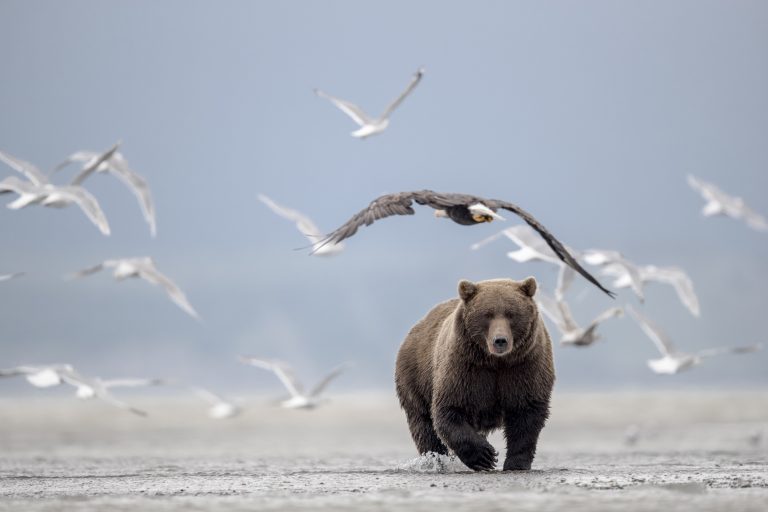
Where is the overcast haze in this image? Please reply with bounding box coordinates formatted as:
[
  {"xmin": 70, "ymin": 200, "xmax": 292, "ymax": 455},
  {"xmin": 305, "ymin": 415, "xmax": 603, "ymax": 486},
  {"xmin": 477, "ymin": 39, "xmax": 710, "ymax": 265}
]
[{"xmin": 1, "ymin": 1, "xmax": 766, "ymax": 394}]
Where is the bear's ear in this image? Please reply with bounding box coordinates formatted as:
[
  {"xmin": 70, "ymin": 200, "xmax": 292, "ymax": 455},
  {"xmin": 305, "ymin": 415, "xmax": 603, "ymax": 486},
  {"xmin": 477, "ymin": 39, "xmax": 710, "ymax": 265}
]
[
  {"xmin": 458, "ymin": 280, "xmax": 479, "ymax": 302},
  {"xmin": 519, "ymin": 276, "xmax": 537, "ymax": 297}
]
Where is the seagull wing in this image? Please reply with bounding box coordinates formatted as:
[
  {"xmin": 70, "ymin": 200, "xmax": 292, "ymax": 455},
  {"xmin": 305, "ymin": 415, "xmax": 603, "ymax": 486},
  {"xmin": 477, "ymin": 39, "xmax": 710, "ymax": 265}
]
[
  {"xmin": 238, "ymin": 356, "xmax": 305, "ymax": 397},
  {"xmin": 588, "ymin": 307, "xmax": 623, "ymax": 329},
  {"xmin": 643, "ymin": 266, "xmax": 700, "ymax": 317},
  {"xmin": 309, "ymin": 362, "xmax": 350, "ymax": 397},
  {"xmin": 469, "ymin": 228, "xmax": 508, "ymax": 251},
  {"xmin": 69, "ymin": 262, "xmax": 106, "ymax": 279},
  {"xmin": 69, "ymin": 142, "xmax": 121, "ymax": 186},
  {"xmin": 740, "ymin": 204, "xmax": 768, "ymax": 232},
  {"xmin": 380, "ymin": 67, "xmax": 424, "ymax": 120},
  {"xmin": 0, "ymin": 366, "xmax": 41, "ymax": 378},
  {"xmin": 0, "ymin": 176, "xmax": 39, "ymax": 194},
  {"xmin": 190, "ymin": 386, "xmax": 228, "ymax": 405},
  {"xmin": 53, "ymin": 150, "xmax": 99, "ymax": 172},
  {"xmin": 626, "ymin": 306, "xmax": 675, "ymax": 357},
  {"xmin": 100, "ymin": 378, "xmax": 167, "ymax": 388},
  {"xmin": 99, "ymin": 154, "xmax": 157, "ymax": 237},
  {"xmin": 137, "ymin": 261, "xmax": 199, "ymax": 319},
  {"xmin": 314, "ymin": 89, "xmax": 372, "ymax": 126},
  {"xmin": 55, "ymin": 186, "xmax": 111, "ymax": 236},
  {"xmin": 490, "ymin": 199, "xmax": 614, "ymax": 298},
  {"xmin": 0, "ymin": 272, "xmax": 24, "ymax": 282},
  {"xmin": 258, "ymin": 194, "xmax": 325, "ymax": 241},
  {"xmin": 535, "ymin": 292, "xmax": 571, "ymax": 332},
  {"xmin": 0, "ymin": 150, "xmax": 48, "ymax": 185},
  {"xmin": 555, "ymin": 264, "xmax": 575, "ymax": 301},
  {"xmin": 697, "ymin": 343, "xmax": 764, "ymax": 359}
]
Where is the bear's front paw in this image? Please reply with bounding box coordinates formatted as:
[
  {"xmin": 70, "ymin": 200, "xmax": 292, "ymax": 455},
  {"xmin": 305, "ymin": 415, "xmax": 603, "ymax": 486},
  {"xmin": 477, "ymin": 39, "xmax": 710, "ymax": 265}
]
[
  {"xmin": 502, "ymin": 455, "xmax": 532, "ymax": 471},
  {"xmin": 455, "ymin": 439, "xmax": 498, "ymax": 472}
]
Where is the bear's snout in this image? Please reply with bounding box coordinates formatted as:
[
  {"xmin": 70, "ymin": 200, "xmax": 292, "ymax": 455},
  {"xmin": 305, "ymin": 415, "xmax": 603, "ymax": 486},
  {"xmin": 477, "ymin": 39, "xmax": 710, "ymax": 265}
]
[
  {"xmin": 487, "ymin": 317, "xmax": 513, "ymax": 356},
  {"xmin": 492, "ymin": 336, "xmax": 509, "ymax": 353}
]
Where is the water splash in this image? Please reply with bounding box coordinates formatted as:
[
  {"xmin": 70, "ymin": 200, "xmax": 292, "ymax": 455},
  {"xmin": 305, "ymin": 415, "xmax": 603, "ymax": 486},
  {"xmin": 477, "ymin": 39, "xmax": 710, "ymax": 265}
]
[{"xmin": 397, "ymin": 452, "xmax": 466, "ymax": 473}]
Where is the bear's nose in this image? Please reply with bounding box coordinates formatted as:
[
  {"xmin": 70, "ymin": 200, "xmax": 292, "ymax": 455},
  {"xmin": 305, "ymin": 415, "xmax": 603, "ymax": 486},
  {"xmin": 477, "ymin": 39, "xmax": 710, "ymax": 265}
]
[{"xmin": 493, "ymin": 336, "xmax": 508, "ymax": 350}]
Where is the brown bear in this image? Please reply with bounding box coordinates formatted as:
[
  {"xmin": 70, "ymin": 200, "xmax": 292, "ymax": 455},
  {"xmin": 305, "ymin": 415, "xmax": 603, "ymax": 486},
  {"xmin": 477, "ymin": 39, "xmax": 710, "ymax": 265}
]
[{"xmin": 395, "ymin": 277, "xmax": 554, "ymax": 471}]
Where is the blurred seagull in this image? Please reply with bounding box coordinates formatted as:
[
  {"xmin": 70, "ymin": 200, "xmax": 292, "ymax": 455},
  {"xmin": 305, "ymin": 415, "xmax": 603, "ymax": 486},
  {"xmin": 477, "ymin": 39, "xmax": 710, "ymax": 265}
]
[
  {"xmin": 190, "ymin": 387, "xmax": 242, "ymax": 419},
  {"xmin": 0, "ymin": 364, "xmax": 75, "ymax": 387},
  {"xmin": 69, "ymin": 257, "xmax": 199, "ymax": 319},
  {"xmin": 238, "ymin": 357, "xmax": 350, "ymax": 409},
  {"xmin": 0, "ymin": 150, "xmax": 111, "ymax": 235},
  {"xmin": 0, "ymin": 272, "xmax": 24, "ymax": 282},
  {"xmin": 688, "ymin": 175, "xmax": 768, "ymax": 232},
  {"xmin": 315, "ymin": 67, "xmax": 424, "ymax": 139},
  {"xmin": 626, "ymin": 306, "xmax": 763, "ymax": 374},
  {"xmin": 257, "ymin": 194, "xmax": 343, "ymax": 256},
  {"xmin": 536, "ymin": 291, "xmax": 623, "ymax": 347},
  {"xmin": 54, "ymin": 141, "xmax": 157, "ymax": 237},
  {"xmin": 472, "ymin": 225, "xmax": 569, "ymax": 266},
  {"xmin": 0, "ymin": 364, "xmax": 160, "ymax": 415},
  {"xmin": 60, "ymin": 371, "xmax": 162, "ymax": 416},
  {"xmin": 314, "ymin": 190, "xmax": 614, "ymax": 297},
  {"xmin": 602, "ymin": 264, "xmax": 700, "ymax": 317}
]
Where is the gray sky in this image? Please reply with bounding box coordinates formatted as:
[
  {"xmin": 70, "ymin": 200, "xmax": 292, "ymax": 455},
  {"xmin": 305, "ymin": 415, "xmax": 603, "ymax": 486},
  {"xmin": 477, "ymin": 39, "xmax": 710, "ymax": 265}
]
[{"xmin": 1, "ymin": 0, "xmax": 766, "ymax": 394}]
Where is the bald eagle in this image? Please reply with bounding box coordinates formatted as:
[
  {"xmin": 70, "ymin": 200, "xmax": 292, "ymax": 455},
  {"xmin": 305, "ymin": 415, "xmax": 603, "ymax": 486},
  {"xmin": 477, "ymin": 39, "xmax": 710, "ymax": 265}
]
[{"xmin": 312, "ymin": 190, "xmax": 615, "ymax": 298}]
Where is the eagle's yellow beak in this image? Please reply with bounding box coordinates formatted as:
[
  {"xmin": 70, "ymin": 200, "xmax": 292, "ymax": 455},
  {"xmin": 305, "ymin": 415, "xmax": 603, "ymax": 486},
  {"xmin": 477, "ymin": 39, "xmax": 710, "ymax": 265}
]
[{"xmin": 472, "ymin": 214, "xmax": 494, "ymax": 223}]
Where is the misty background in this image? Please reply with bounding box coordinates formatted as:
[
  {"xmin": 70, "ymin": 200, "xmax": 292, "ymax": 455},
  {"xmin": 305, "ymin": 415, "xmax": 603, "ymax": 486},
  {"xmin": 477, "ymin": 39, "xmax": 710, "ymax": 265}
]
[{"xmin": 0, "ymin": 0, "xmax": 766, "ymax": 396}]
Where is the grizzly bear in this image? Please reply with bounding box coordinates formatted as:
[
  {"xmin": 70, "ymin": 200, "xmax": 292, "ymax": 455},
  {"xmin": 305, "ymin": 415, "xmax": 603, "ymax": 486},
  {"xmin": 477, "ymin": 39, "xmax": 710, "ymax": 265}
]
[{"xmin": 395, "ymin": 277, "xmax": 554, "ymax": 471}]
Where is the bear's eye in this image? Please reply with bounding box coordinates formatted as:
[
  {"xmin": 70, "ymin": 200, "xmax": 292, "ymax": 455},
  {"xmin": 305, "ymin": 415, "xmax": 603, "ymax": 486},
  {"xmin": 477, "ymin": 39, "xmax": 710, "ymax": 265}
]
[
  {"xmin": 483, "ymin": 311, "xmax": 494, "ymax": 320},
  {"xmin": 504, "ymin": 310, "xmax": 515, "ymax": 319}
]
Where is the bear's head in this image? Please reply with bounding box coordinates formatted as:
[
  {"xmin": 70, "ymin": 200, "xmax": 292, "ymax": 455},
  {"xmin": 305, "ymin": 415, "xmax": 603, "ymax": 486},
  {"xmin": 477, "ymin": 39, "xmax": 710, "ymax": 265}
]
[{"xmin": 457, "ymin": 277, "xmax": 539, "ymax": 358}]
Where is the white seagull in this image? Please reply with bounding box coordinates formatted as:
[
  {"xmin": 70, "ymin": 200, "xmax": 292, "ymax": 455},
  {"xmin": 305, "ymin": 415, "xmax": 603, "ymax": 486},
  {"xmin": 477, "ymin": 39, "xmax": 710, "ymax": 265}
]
[
  {"xmin": 190, "ymin": 387, "xmax": 242, "ymax": 419},
  {"xmin": 0, "ymin": 272, "xmax": 24, "ymax": 282},
  {"xmin": 472, "ymin": 225, "xmax": 570, "ymax": 265},
  {"xmin": 54, "ymin": 142, "xmax": 157, "ymax": 237},
  {"xmin": 0, "ymin": 364, "xmax": 76, "ymax": 388},
  {"xmin": 536, "ymin": 291, "xmax": 623, "ymax": 347},
  {"xmin": 257, "ymin": 194, "xmax": 343, "ymax": 256},
  {"xmin": 602, "ymin": 264, "xmax": 700, "ymax": 317},
  {"xmin": 688, "ymin": 175, "xmax": 768, "ymax": 232},
  {"xmin": 238, "ymin": 356, "xmax": 349, "ymax": 409},
  {"xmin": 315, "ymin": 67, "xmax": 424, "ymax": 139},
  {"xmin": 626, "ymin": 306, "xmax": 763, "ymax": 374},
  {"xmin": 69, "ymin": 257, "xmax": 199, "ymax": 319},
  {"xmin": 0, "ymin": 365, "xmax": 162, "ymax": 415},
  {"xmin": 0, "ymin": 151, "xmax": 111, "ymax": 235}
]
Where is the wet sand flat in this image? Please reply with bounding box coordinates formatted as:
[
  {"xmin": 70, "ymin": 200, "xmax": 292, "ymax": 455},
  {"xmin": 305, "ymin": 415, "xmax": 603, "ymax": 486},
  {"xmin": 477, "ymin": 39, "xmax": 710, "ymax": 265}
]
[{"xmin": 0, "ymin": 391, "xmax": 766, "ymax": 511}]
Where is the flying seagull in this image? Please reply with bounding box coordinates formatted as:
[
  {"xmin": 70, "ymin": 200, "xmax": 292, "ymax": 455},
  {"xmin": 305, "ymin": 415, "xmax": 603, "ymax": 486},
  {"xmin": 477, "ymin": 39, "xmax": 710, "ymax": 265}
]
[
  {"xmin": 257, "ymin": 194, "xmax": 343, "ymax": 256},
  {"xmin": 536, "ymin": 291, "xmax": 623, "ymax": 347},
  {"xmin": 602, "ymin": 264, "xmax": 700, "ymax": 317},
  {"xmin": 626, "ymin": 305, "xmax": 763, "ymax": 374},
  {"xmin": 0, "ymin": 365, "xmax": 160, "ymax": 415},
  {"xmin": 238, "ymin": 357, "xmax": 350, "ymax": 409},
  {"xmin": 0, "ymin": 364, "xmax": 76, "ymax": 387},
  {"xmin": 688, "ymin": 175, "xmax": 767, "ymax": 232},
  {"xmin": 314, "ymin": 67, "xmax": 424, "ymax": 139},
  {"xmin": 0, "ymin": 272, "xmax": 24, "ymax": 282},
  {"xmin": 471, "ymin": 225, "xmax": 576, "ymax": 266},
  {"xmin": 69, "ymin": 257, "xmax": 199, "ymax": 319},
  {"xmin": 190, "ymin": 387, "xmax": 242, "ymax": 419},
  {"xmin": 314, "ymin": 190, "xmax": 614, "ymax": 297},
  {"xmin": 54, "ymin": 142, "xmax": 157, "ymax": 237},
  {"xmin": 0, "ymin": 151, "xmax": 111, "ymax": 235}
]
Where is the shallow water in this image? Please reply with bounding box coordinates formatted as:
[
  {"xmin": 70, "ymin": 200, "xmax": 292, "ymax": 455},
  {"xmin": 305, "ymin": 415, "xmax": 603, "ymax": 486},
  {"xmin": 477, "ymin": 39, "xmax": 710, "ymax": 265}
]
[{"xmin": 0, "ymin": 391, "xmax": 766, "ymax": 511}]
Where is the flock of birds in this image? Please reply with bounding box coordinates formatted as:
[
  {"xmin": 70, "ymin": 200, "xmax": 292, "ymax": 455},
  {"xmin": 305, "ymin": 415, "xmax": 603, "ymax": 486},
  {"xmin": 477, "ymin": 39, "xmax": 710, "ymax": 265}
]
[{"xmin": 1, "ymin": 67, "xmax": 766, "ymax": 419}]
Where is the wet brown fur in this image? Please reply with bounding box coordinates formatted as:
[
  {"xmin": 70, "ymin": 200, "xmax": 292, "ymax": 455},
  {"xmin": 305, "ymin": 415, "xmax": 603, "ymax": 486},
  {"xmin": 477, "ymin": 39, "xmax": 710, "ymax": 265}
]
[{"xmin": 395, "ymin": 277, "xmax": 555, "ymax": 471}]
